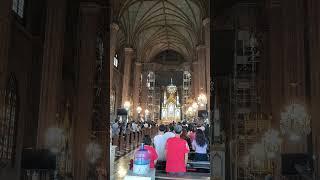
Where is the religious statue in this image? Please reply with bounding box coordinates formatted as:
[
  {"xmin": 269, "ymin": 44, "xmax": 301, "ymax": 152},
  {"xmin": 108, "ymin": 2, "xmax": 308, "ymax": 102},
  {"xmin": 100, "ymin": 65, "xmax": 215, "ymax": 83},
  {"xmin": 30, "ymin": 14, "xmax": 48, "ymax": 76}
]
[{"xmin": 161, "ymin": 78, "xmax": 181, "ymax": 124}]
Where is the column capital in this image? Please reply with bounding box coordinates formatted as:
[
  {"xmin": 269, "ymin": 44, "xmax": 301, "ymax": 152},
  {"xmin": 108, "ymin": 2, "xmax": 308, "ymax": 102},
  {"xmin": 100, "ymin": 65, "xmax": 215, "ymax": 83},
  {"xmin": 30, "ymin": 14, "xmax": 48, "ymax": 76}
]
[
  {"xmin": 124, "ymin": 47, "xmax": 134, "ymax": 53},
  {"xmin": 192, "ymin": 60, "xmax": 199, "ymax": 65},
  {"xmin": 135, "ymin": 62, "xmax": 142, "ymax": 66},
  {"xmin": 111, "ymin": 22, "xmax": 119, "ymax": 31},
  {"xmin": 196, "ymin": 44, "xmax": 206, "ymax": 50},
  {"xmin": 203, "ymin": 17, "xmax": 210, "ymax": 26},
  {"xmin": 80, "ymin": 2, "xmax": 101, "ymax": 14}
]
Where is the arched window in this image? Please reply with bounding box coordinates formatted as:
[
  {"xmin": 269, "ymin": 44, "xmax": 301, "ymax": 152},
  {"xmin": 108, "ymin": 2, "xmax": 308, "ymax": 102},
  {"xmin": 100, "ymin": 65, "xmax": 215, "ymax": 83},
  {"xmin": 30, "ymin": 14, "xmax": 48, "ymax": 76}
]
[
  {"xmin": 12, "ymin": 0, "xmax": 25, "ymax": 18},
  {"xmin": 113, "ymin": 54, "xmax": 119, "ymax": 68},
  {"xmin": 0, "ymin": 75, "xmax": 18, "ymax": 167}
]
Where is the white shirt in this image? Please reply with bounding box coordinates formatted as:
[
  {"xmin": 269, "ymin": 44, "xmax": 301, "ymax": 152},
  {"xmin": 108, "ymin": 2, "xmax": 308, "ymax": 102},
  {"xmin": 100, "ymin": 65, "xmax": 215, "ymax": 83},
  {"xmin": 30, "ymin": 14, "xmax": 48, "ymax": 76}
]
[
  {"xmin": 163, "ymin": 132, "xmax": 175, "ymax": 142},
  {"xmin": 112, "ymin": 123, "xmax": 119, "ymax": 137},
  {"xmin": 131, "ymin": 123, "xmax": 138, "ymax": 132},
  {"xmin": 153, "ymin": 134, "xmax": 166, "ymax": 161},
  {"xmin": 192, "ymin": 140, "xmax": 207, "ymax": 154}
]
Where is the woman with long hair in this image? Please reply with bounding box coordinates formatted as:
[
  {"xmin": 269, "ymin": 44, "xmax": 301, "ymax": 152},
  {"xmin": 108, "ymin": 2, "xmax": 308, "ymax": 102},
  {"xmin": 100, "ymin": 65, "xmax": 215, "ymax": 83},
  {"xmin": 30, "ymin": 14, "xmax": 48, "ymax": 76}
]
[
  {"xmin": 180, "ymin": 128, "xmax": 192, "ymax": 150},
  {"xmin": 187, "ymin": 125, "xmax": 196, "ymax": 142},
  {"xmin": 142, "ymin": 135, "xmax": 158, "ymax": 169},
  {"xmin": 192, "ymin": 129, "xmax": 208, "ymax": 161}
]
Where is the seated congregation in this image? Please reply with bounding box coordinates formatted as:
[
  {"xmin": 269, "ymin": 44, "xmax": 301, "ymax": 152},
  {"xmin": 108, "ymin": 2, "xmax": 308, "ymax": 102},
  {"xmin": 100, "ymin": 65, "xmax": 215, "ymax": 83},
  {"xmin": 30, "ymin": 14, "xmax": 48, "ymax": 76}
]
[{"xmin": 130, "ymin": 122, "xmax": 210, "ymax": 177}]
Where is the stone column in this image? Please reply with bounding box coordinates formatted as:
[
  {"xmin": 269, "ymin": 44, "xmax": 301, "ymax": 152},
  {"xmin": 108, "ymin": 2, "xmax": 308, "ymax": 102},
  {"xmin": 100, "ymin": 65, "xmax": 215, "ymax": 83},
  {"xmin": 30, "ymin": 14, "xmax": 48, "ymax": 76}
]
[
  {"xmin": 141, "ymin": 71, "xmax": 148, "ymax": 112},
  {"xmin": 192, "ymin": 61, "xmax": 200, "ymax": 98},
  {"xmin": 36, "ymin": 0, "xmax": 67, "ymax": 148},
  {"xmin": 132, "ymin": 62, "xmax": 142, "ymax": 118},
  {"xmin": 0, "ymin": 0, "xmax": 12, "ymax": 88},
  {"xmin": 110, "ymin": 23, "xmax": 119, "ymax": 90},
  {"xmin": 203, "ymin": 18, "xmax": 211, "ymax": 111},
  {"xmin": 281, "ymin": 0, "xmax": 307, "ymax": 153},
  {"xmin": 74, "ymin": 3, "xmax": 100, "ymax": 180},
  {"xmin": 307, "ymin": 0, "xmax": 320, "ymax": 175},
  {"xmin": 121, "ymin": 48, "xmax": 134, "ymax": 105},
  {"xmin": 196, "ymin": 45, "xmax": 207, "ymax": 93},
  {"xmin": 268, "ymin": 0, "xmax": 283, "ymax": 129}
]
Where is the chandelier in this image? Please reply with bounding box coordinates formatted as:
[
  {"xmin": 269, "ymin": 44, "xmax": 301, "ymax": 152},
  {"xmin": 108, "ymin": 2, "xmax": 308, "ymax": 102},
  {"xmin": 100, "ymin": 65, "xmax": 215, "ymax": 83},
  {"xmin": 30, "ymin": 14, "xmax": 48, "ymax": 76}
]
[
  {"xmin": 167, "ymin": 78, "xmax": 177, "ymax": 94},
  {"xmin": 86, "ymin": 142, "xmax": 102, "ymax": 164},
  {"xmin": 261, "ymin": 129, "xmax": 282, "ymax": 158},
  {"xmin": 280, "ymin": 103, "xmax": 311, "ymax": 141},
  {"xmin": 186, "ymin": 106, "xmax": 196, "ymax": 117},
  {"xmin": 136, "ymin": 106, "xmax": 142, "ymax": 114},
  {"xmin": 45, "ymin": 127, "xmax": 65, "ymax": 154},
  {"xmin": 197, "ymin": 93, "xmax": 207, "ymax": 106},
  {"xmin": 124, "ymin": 101, "xmax": 131, "ymax": 111}
]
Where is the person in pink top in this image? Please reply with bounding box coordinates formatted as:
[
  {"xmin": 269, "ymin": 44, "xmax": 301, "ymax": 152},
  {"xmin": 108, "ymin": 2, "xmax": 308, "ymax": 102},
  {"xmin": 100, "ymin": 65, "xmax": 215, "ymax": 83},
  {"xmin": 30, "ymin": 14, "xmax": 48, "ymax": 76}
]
[
  {"xmin": 143, "ymin": 135, "xmax": 158, "ymax": 169},
  {"xmin": 165, "ymin": 125, "xmax": 189, "ymax": 176},
  {"xmin": 188, "ymin": 125, "xmax": 196, "ymax": 143}
]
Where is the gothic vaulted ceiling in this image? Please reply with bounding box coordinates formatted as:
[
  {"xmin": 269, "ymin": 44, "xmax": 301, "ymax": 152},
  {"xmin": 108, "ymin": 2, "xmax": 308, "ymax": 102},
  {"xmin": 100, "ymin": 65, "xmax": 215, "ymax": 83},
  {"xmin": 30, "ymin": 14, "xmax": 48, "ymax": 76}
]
[{"xmin": 112, "ymin": 0, "xmax": 209, "ymax": 63}]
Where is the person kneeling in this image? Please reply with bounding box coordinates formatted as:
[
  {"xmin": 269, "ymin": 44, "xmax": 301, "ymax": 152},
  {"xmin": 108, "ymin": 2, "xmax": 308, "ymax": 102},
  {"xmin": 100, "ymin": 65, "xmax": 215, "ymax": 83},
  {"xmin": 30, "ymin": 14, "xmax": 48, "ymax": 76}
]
[
  {"xmin": 192, "ymin": 129, "xmax": 208, "ymax": 161},
  {"xmin": 165, "ymin": 125, "xmax": 189, "ymax": 176},
  {"xmin": 143, "ymin": 135, "xmax": 158, "ymax": 169}
]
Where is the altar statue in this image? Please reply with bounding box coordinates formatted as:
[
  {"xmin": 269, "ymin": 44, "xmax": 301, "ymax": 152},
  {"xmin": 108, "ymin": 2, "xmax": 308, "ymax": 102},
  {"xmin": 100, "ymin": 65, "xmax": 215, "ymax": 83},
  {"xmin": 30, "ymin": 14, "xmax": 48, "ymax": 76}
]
[{"xmin": 161, "ymin": 78, "xmax": 181, "ymax": 124}]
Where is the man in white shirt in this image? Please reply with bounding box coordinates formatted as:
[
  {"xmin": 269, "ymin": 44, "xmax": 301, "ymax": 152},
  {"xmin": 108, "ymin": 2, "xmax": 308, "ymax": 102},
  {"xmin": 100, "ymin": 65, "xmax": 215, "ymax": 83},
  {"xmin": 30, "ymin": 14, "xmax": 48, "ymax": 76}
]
[
  {"xmin": 153, "ymin": 124, "xmax": 167, "ymax": 161},
  {"xmin": 163, "ymin": 125, "xmax": 175, "ymax": 142},
  {"xmin": 112, "ymin": 120, "xmax": 119, "ymax": 137},
  {"xmin": 131, "ymin": 121, "xmax": 138, "ymax": 132}
]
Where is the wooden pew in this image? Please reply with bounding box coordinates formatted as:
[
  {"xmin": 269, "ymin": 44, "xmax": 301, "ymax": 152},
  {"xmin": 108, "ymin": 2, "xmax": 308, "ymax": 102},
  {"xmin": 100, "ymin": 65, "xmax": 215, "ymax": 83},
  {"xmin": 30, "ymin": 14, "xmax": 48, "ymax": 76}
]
[
  {"xmin": 125, "ymin": 133, "xmax": 130, "ymax": 153},
  {"xmin": 119, "ymin": 134, "xmax": 126, "ymax": 156}
]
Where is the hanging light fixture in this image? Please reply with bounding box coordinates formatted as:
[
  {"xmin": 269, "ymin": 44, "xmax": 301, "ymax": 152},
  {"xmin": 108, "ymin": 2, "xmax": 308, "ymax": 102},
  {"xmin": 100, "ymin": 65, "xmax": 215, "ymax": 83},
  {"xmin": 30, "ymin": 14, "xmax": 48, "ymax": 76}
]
[
  {"xmin": 86, "ymin": 142, "xmax": 102, "ymax": 164},
  {"xmin": 45, "ymin": 127, "xmax": 65, "ymax": 154},
  {"xmin": 192, "ymin": 102, "xmax": 198, "ymax": 110},
  {"xmin": 123, "ymin": 101, "xmax": 131, "ymax": 111},
  {"xmin": 136, "ymin": 106, "xmax": 142, "ymax": 114},
  {"xmin": 197, "ymin": 93, "xmax": 207, "ymax": 106},
  {"xmin": 261, "ymin": 129, "xmax": 282, "ymax": 159},
  {"xmin": 280, "ymin": 103, "xmax": 311, "ymax": 141},
  {"xmin": 186, "ymin": 106, "xmax": 195, "ymax": 117}
]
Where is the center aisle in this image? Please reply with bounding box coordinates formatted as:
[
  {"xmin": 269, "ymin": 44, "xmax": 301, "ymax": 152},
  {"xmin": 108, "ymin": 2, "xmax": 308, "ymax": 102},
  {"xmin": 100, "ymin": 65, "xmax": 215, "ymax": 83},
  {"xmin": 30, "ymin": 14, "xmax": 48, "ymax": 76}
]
[{"xmin": 111, "ymin": 126, "xmax": 158, "ymax": 179}]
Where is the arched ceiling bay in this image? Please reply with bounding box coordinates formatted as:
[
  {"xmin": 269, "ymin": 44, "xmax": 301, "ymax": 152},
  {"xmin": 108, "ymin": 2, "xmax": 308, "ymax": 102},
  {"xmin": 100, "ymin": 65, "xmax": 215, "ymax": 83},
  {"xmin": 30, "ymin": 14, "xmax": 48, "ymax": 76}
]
[{"xmin": 114, "ymin": 0, "xmax": 209, "ymax": 63}]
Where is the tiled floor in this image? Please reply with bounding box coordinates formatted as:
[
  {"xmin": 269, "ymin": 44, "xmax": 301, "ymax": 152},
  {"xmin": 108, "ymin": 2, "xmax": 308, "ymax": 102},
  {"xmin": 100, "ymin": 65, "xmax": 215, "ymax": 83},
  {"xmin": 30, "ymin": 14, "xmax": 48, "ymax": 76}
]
[{"xmin": 112, "ymin": 150, "xmax": 135, "ymax": 180}]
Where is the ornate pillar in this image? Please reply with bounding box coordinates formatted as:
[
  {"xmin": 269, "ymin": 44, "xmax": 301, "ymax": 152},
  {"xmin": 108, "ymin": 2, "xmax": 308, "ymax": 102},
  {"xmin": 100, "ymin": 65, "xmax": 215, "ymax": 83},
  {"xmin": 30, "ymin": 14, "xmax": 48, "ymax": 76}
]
[
  {"xmin": 110, "ymin": 23, "xmax": 119, "ymax": 90},
  {"xmin": 203, "ymin": 18, "xmax": 211, "ymax": 111},
  {"xmin": 192, "ymin": 61, "xmax": 200, "ymax": 98},
  {"xmin": 121, "ymin": 48, "xmax": 134, "ymax": 105},
  {"xmin": 132, "ymin": 62, "xmax": 142, "ymax": 118},
  {"xmin": 268, "ymin": 0, "xmax": 283, "ymax": 129},
  {"xmin": 37, "ymin": 0, "xmax": 67, "ymax": 148},
  {"xmin": 74, "ymin": 3, "xmax": 100, "ymax": 180},
  {"xmin": 0, "ymin": 0, "xmax": 12, "ymax": 88},
  {"xmin": 141, "ymin": 70, "xmax": 148, "ymax": 112},
  {"xmin": 281, "ymin": 0, "xmax": 307, "ymax": 153},
  {"xmin": 307, "ymin": 0, "xmax": 320, "ymax": 176},
  {"xmin": 196, "ymin": 45, "xmax": 207, "ymax": 93}
]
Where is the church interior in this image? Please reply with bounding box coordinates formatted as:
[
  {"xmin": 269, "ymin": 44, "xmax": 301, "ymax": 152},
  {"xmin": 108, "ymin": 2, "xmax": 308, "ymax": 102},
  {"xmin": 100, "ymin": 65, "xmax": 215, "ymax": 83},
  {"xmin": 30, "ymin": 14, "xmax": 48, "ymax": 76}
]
[{"xmin": 0, "ymin": 0, "xmax": 320, "ymax": 179}]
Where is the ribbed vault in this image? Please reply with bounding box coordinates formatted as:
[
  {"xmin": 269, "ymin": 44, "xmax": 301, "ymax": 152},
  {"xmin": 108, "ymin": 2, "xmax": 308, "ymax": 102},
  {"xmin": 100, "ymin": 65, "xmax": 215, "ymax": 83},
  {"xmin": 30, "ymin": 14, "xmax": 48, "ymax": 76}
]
[{"xmin": 113, "ymin": 0, "xmax": 209, "ymax": 62}]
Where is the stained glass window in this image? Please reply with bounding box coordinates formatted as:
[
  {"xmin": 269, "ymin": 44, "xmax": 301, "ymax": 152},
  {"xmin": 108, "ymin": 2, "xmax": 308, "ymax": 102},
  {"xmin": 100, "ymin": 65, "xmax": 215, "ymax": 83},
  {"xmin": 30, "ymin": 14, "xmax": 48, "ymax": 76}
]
[
  {"xmin": 12, "ymin": 0, "xmax": 25, "ymax": 18},
  {"xmin": 0, "ymin": 75, "xmax": 18, "ymax": 167}
]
